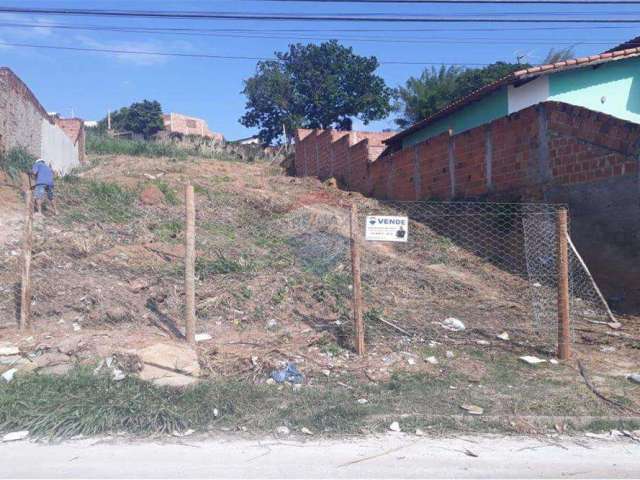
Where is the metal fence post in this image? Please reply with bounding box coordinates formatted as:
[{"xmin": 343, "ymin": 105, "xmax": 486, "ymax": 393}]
[
  {"xmin": 19, "ymin": 176, "xmax": 33, "ymax": 332},
  {"xmin": 349, "ymin": 204, "xmax": 366, "ymax": 355},
  {"xmin": 184, "ymin": 184, "xmax": 196, "ymax": 345},
  {"xmin": 556, "ymin": 207, "xmax": 571, "ymax": 360}
]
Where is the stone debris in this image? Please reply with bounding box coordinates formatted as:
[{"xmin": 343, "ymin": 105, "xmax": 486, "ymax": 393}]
[
  {"xmin": 424, "ymin": 356, "xmax": 439, "ymax": 365},
  {"xmin": 446, "ymin": 351, "xmax": 455, "ymax": 359},
  {"xmin": 172, "ymin": 429, "xmax": 195, "ymax": 437},
  {"xmin": 137, "ymin": 343, "xmax": 200, "ymax": 376},
  {"xmin": 476, "ymin": 340, "xmax": 490, "ymax": 346},
  {"xmin": 0, "ymin": 344, "xmax": 19, "ymax": 356},
  {"xmin": 1, "ymin": 368, "xmax": 17, "ymax": 382},
  {"xmin": 628, "ymin": 373, "xmax": 640, "ymax": 385},
  {"xmin": 519, "ymin": 356, "xmax": 547, "ymax": 365},
  {"xmin": 300, "ymin": 427, "xmax": 314, "ymax": 436},
  {"xmin": 276, "ymin": 426, "xmax": 290, "ymax": 436},
  {"xmin": 357, "ymin": 398, "xmax": 368, "ymax": 404},
  {"xmin": 2, "ymin": 431, "xmax": 29, "ymax": 442},
  {"xmin": 195, "ymin": 333, "xmax": 213, "ymax": 343},
  {"xmin": 389, "ymin": 421, "xmax": 401, "ymax": 432},
  {"xmin": 441, "ymin": 318, "xmax": 465, "ymax": 332},
  {"xmin": 497, "ymin": 332, "xmax": 510, "ymax": 341},
  {"xmin": 415, "ymin": 429, "xmax": 425, "ymax": 436},
  {"xmin": 460, "ymin": 404, "xmax": 484, "ymax": 415}
]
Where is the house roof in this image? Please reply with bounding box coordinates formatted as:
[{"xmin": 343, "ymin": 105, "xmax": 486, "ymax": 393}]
[{"xmin": 385, "ymin": 46, "xmax": 640, "ymax": 147}]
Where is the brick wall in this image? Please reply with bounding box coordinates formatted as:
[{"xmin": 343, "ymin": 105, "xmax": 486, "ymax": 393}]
[
  {"xmin": 294, "ymin": 101, "xmax": 640, "ymax": 310},
  {"xmin": 163, "ymin": 113, "xmax": 224, "ymax": 142}
]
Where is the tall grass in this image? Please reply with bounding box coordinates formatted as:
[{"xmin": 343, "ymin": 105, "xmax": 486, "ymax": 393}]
[
  {"xmin": 86, "ymin": 133, "xmax": 190, "ymax": 158},
  {"xmin": 59, "ymin": 177, "xmax": 138, "ymax": 224},
  {"xmin": 0, "ymin": 147, "xmax": 35, "ymax": 181}
]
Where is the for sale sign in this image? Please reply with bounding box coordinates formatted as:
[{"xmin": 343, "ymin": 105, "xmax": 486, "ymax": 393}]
[{"xmin": 365, "ymin": 216, "xmax": 409, "ymax": 242}]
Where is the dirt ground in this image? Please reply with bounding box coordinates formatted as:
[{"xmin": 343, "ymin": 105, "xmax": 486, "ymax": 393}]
[{"xmin": 1, "ymin": 152, "xmax": 639, "ymax": 421}]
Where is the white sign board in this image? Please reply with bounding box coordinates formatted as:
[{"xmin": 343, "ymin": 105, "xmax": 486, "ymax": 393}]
[{"xmin": 365, "ymin": 216, "xmax": 409, "ymax": 242}]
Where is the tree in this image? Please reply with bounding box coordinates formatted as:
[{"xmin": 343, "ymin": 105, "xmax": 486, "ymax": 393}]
[
  {"xmin": 100, "ymin": 100, "xmax": 164, "ymax": 138},
  {"xmin": 543, "ymin": 47, "xmax": 575, "ymax": 65},
  {"xmin": 241, "ymin": 41, "xmax": 393, "ymax": 145},
  {"xmin": 395, "ymin": 62, "xmax": 527, "ymax": 128}
]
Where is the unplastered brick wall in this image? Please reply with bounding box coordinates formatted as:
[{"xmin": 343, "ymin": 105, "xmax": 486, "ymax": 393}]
[
  {"xmin": 295, "ymin": 102, "xmax": 640, "ymax": 202},
  {"xmin": 294, "ymin": 129, "xmax": 394, "ymax": 187}
]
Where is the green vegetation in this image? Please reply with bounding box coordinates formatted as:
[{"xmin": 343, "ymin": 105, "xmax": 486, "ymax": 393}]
[
  {"xmin": 0, "ymin": 147, "xmax": 35, "ymax": 182},
  {"xmin": 59, "ymin": 178, "xmax": 138, "ymax": 224},
  {"xmin": 99, "ymin": 100, "xmax": 164, "ymax": 138},
  {"xmin": 196, "ymin": 252, "xmax": 255, "ymax": 278},
  {"xmin": 241, "ymin": 40, "xmax": 393, "ymax": 144},
  {"xmin": 149, "ymin": 219, "xmax": 183, "ymax": 243},
  {"xmin": 1, "ymin": 365, "xmax": 625, "ymax": 440},
  {"xmin": 153, "ymin": 180, "xmax": 180, "ymax": 205},
  {"xmin": 86, "ymin": 133, "xmax": 191, "ymax": 158}
]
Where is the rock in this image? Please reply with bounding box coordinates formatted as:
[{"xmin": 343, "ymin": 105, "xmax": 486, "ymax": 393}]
[
  {"xmin": 519, "ymin": 356, "xmax": 547, "ymax": 365},
  {"xmin": 441, "ymin": 318, "xmax": 465, "ymax": 332},
  {"xmin": 172, "ymin": 429, "xmax": 195, "ymax": 437},
  {"xmin": 276, "ymin": 426, "xmax": 290, "ymax": 436},
  {"xmin": 213, "ymin": 408, "xmax": 219, "ymax": 417},
  {"xmin": 138, "ymin": 364, "xmax": 198, "ymax": 387},
  {"xmin": 445, "ymin": 351, "xmax": 455, "ymax": 359},
  {"xmin": 137, "ymin": 343, "xmax": 200, "ymax": 376},
  {"xmin": 424, "ymin": 356, "xmax": 439, "ymax": 365},
  {"xmin": 195, "ymin": 333, "xmax": 212, "ymax": 343},
  {"xmin": 497, "ymin": 332, "xmax": 510, "ymax": 341},
  {"xmin": 407, "ymin": 358, "xmax": 416, "ymax": 366},
  {"xmin": 357, "ymin": 398, "xmax": 368, "ymax": 404},
  {"xmin": 476, "ymin": 340, "xmax": 490, "ymax": 346},
  {"xmin": 323, "ymin": 177, "xmax": 338, "ymax": 188},
  {"xmin": 628, "ymin": 373, "xmax": 640, "ymax": 385},
  {"xmin": 139, "ymin": 185, "xmax": 165, "ymax": 206},
  {"xmin": 2, "ymin": 431, "xmax": 29, "ymax": 442},
  {"xmin": 266, "ymin": 319, "xmax": 278, "ymax": 331},
  {"xmin": 415, "ymin": 429, "xmax": 425, "ymax": 436},
  {"xmin": 300, "ymin": 427, "xmax": 314, "ymax": 436},
  {"xmin": 72, "ymin": 322, "xmax": 81, "ymax": 332},
  {"xmin": 460, "ymin": 404, "xmax": 484, "ymax": 415},
  {"xmin": 56, "ymin": 338, "xmax": 82, "ymax": 356},
  {"xmin": 112, "ymin": 368, "xmax": 126, "ymax": 381},
  {"xmin": 129, "ymin": 278, "xmax": 150, "ymax": 293},
  {"xmin": 0, "ymin": 355, "xmax": 22, "ymax": 366},
  {"xmin": 39, "ymin": 364, "xmax": 73, "ymax": 376},
  {"xmin": 321, "ymin": 369, "xmax": 331, "ymax": 377},
  {"xmin": 1, "ymin": 368, "xmax": 17, "ymax": 382},
  {"xmin": 549, "ymin": 359, "xmax": 559, "ymax": 365},
  {"xmin": 34, "ymin": 352, "xmax": 71, "ymax": 369},
  {"xmin": 265, "ymin": 378, "xmax": 276, "ymax": 385},
  {"xmin": 389, "ymin": 421, "xmax": 401, "ymax": 432},
  {"xmin": 0, "ymin": 344, "xmax": 19, "ymax": 356}
]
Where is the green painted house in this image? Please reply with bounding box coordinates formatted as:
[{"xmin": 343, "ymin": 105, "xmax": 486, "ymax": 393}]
[{"xmin": 386, "ymin": 41, "xmax": 640, "ymax": 150}]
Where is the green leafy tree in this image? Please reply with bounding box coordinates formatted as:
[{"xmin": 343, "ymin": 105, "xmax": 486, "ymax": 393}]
[
  {"xmin": 395, "ymin": 62, "xmax": 527, "ymax": 128},
  {"xmin": 241, "ymin": 41, "xmax": 393, "ymax": 145},
  {"xmin": 100, "ymin": 100, "xmax": 164, "ymax": 138}
]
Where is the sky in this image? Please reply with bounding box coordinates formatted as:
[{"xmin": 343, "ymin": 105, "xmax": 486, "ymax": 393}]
[{"xmin": 0, "ymin": 0, "xmax": 638, "ymax": 140}]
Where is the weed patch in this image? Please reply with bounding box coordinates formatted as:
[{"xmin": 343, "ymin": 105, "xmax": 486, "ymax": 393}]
[
  {"xmin": 0, "ymin": 147, "xmax": 35, "ymax": 182},
  {"xmin": 196, "ymin": 252, "xmax": 254, "ymax": 278},
  {"xmin": 59, "ymin": 178, "xmax": 138, "ymax": 224}
]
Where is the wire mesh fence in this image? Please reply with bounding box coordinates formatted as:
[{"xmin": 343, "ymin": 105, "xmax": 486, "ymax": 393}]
[{"xmin": 355, "ymin": 200, "xmax": 615, "ymax": 352}]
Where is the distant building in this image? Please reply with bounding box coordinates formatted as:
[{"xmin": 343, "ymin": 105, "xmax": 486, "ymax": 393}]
[
  {"xmin": 84, "ymin": 120, "xmax": 98, "ymax": 128},
  {"xmin": 162, "ymin": 113, "xmax": 224, "ymax": 142},
  {"xmin": 232, "ymin": 135, "xmax": 261, "ymax": 146}
]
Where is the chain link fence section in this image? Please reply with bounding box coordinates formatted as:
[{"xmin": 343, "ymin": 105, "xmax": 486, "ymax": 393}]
[{"xmin": 356, "ymin": 200, "xmax": 614, "ymax": 352}]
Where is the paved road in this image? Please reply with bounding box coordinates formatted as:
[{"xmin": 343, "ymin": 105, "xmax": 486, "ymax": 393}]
[{"xmin": 2, "ymin": 433, "xmax": 639, "ymax": 478}]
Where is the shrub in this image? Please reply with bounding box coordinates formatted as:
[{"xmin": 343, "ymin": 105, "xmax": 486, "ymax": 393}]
[{"xmin": 0, "ymin": 147, "xmax": 35, "ymax": 181}]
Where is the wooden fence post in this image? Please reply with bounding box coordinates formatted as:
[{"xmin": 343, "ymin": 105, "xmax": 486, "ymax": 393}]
[
  {"xmin": 350, "ymin": 204, "xmax": 365, "ymax": 355},
  {"xmin": 184, "ymin": 184, "xmax": 196, "ymax": 345},
  {"xmin": 19, "ymin": 177, "xmax": 33, "ymax": 331},
  {"xmin": 556, "ymin": 207, "xmax": 571, "ymax": 360}
]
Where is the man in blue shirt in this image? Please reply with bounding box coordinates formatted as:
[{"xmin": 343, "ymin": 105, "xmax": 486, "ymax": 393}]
[{"xmin": 30, "ymin": 159, "xmax": 57, "ymax": 215}]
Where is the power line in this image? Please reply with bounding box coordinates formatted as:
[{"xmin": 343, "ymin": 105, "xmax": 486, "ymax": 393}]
[
  {"xmin": 248, "ymin": 0, "xmax": 640, "ymax": 3},
  {"xmin": 0, "ymin": 41, "xmax": 493, "ymax": 66},
  {"xmin": 0, "ymin": 21, "xmax": 625, "ymax": 45},
  {"xmin": 1, "ymin": 7, "xmax": 640, "ymax": 22}
]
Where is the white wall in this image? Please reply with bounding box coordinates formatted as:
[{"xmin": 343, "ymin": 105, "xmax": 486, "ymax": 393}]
[
  {"xmin": 508, "ymin": 76, "xmax": 550, "ymax": 114},
  {"xmin": 40, "ymin": 119, "xmax": 79, "ymax": 175}
]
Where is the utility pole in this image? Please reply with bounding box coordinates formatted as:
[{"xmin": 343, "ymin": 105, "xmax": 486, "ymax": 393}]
[{"xmin": 107, "ymin": 110, "xmax": 111, "ymax": 130}]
